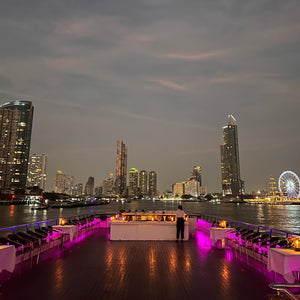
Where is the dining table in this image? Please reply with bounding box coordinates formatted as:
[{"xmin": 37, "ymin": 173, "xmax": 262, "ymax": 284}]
[
  {"xmin": 0, "ymin": 245, "xmax": 16, "ymax": 273},
  {"xmin": 268, "ymin": 248, "xmax": 300, "ymax": 283}
]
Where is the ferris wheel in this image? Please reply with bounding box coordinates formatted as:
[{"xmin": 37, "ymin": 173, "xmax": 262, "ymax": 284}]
[{"xmin": 278, "ymin": 171, "xmax": 300, "ymax": 198}]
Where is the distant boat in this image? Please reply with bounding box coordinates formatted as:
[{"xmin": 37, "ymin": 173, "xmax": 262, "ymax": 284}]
[
  {"xmin": 31, "ymin": 205, "xmax": 49, "ymax": 210},
  {"xmin": 222, "ymin": 197, "xmax": 245, "ymax": 203}
]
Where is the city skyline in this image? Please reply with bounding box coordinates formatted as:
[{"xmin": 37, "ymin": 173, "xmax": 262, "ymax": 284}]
[{"xmin": 0, "ymin": 1, "xmax": 299, "ymax": 193}]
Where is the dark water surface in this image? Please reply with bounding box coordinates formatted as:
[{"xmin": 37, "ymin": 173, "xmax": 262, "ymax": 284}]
[{"xmin": 1, "ymin": 200, "xmax": 299, "ymax": 234}]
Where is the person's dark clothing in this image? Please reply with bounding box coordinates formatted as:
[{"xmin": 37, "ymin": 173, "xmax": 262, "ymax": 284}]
[{"xmin": 177, "ymin": 217, "xmax": 184, "ymax": 239}]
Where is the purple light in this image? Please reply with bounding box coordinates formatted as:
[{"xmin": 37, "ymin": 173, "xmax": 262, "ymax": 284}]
[
  {"xmin": 196, "ymin": 230, "xmax": 212, "ymax": 251},
  {"xmin": 196, "ymin": 219, "xmax": 212, "ymax": 231},
  {"xmin": 225, "ymin": 250, "xmax": 233, "ymax": 262}
]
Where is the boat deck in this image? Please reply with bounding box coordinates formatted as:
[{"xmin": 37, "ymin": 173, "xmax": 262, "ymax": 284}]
[{"xmin": 0, "ymin": 228, "xmax": 276, "ymax": 300}]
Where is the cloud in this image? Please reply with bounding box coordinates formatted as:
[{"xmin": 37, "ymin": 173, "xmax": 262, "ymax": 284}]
[
  {"xmin": 147, "ymin": 78, "xmax": 187, "ymax": 91},
  {"xmin": 0, "ymin": 0, "xmax": 299, "ymax": 192},
  {"xmin": 161, "ymin": 50, "xmax": 228, "ymax": 61}
]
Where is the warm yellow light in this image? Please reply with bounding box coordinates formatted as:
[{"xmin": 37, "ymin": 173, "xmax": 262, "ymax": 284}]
[
  {"xmin": 59, "ymin": 218, "xmax": 66, "ymax": 225},
  {"xmin": 219, "ymin": 220, "xmax": 226, "ymax": 228},
  {"xmin": 152, "ymin": 217, "xmax": 154, "ymax": 221}
]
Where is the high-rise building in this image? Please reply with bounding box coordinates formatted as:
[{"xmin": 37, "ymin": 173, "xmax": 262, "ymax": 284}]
[
  {"xmin": 102, "ymin": 173, "xmax": 115, "ymax": 197},
  {"xmin": 172, "ymin": 182, "xmax": 185, "ymax": 197},
  {"xmin": 148, "ymin": 171, "xmax": 157, "ymax": 197},
  {"xmin": 128, "ymin": 168, "xmax": 138, "ymax": 196},
  {"xmin": 0, "ymin": 101, "xmax": 34, "ymax": 192},
  {"xmin": 52, "ymin": 170, "xmax": 73, "ymax": 194},
  {"xmin": 191, "ymin": 166, "xmax": 202, "ymax": 186},
  {"xmin": 185, "ymin": 178, "xmax": 201, "ymax": 197},
  {"xmin": 139, "ymin": 170, "xmax": 148, "ymax": 195},
  {"xmin": 73, "ymin": 183, "xmax": 83, "ymax": 196},
  {"xmin": 84, "ymin": 176, "xmax": 94, "ymax": 196},
  {"xmin": 94, "ymin": 186, "xmax": 103, "ymax": 197},
  {"xmin": 27, "ymin": 154, "xmax": 47, "ymax": 190},
  {"xmin": 115, "ymin": 140, "xmax": 127, "ymax": 196},
  {"xmin": 220, "ymin": 115, "xmax": 244, "ymax": 195},
  {"xmin": 268, "ymin": 176, "xmax": 277, "ymax": 196}
]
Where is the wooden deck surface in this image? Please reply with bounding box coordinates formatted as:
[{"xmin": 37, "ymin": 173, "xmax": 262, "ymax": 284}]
[{"xmin": 0, "ymin": 228, "xmax": 275, "ymax": 300}]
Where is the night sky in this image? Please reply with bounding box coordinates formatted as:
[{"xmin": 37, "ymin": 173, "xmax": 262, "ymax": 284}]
[{"xmin": 0, "ymin": 0, "xmax": 299, "ymax": 193}]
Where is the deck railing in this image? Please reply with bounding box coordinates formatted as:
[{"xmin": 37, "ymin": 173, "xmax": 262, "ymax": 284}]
[
  {"xmin": 0, "ymin": 213, "xmax": 114, "ymax": 236},
  {"xmin": 192, "ymin": 214, "xmax": 300, "ymax": 237},
  {"xmin": 269, "ymin": 283, "xmax": 300, "ymax": 300}
]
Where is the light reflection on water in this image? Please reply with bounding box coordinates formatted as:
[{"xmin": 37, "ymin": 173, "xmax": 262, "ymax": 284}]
[{"xmin": 0, "ymin": 201, "xmax": 299, "ymax": 233}]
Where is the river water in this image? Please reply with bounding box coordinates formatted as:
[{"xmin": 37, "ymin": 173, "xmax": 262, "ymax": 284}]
[{"xmin": 1, "ymin": 201, "xmax": 300, "ymax": 234}]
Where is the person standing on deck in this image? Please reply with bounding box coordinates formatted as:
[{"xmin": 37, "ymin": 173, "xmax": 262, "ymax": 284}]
[{"xmin": 176, "ymin": 205, "xmax": 185, "ymax": 240}]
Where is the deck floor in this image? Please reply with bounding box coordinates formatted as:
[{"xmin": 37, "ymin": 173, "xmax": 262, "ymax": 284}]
[{"xmin": 0, "ymin": 228, "xmax": 275, "ymax": 300}]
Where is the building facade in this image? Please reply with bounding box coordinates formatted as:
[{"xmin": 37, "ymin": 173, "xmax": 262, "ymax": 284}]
[
  {"xmin": 115, "ymin": 140, "xmax": 127, "ymax": 196},
  {"xmin": 185, "ymin": 179, "xmax": 201, "ymax": 197},
  {"xmin": 84, "ymin": 176, "xmax": 94, "ymax": 196},
  {"xmin": 102, "ymin": 173, "xmax": 115, "ymax": 197},
  {"xmin": 52, "ymin": 170, "xmax": 73, "ymax": 194},
  {"xmin": 139, "ymin": 170, "xmax": 148, "ymax": 195},
  {"xmin": 27, "ymin": 154, "xmax": 47, "ymax": 190},
  {"xmin": 0, "ymin": 101, "xmax": 34, "ymax": 192},
  {"xmin": 268, "ymin": 176, "xmax": 278, "ymax": 196},
  {"xmin": 128, "ymin": 168, "xmax": 138, "ymax": 196},
  {"xmin": 191, "ymin": 166, "xmax": 202, "ymax": 186},
  {"xmin": 73, "ymin": 183, "xmax": 83, "ymax": 197},
  {"xmin": 172, "ymin": 182, "xmax": 185, "ymax": 197},
  {"xmin": 220, "ymin": 115, "xmax": 244, "ymax": 195},
  {"xmin": 148, "ymin": 171, "xmax": 157, "ymax": 197}
]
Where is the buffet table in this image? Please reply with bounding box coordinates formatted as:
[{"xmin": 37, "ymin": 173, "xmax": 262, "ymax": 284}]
[
  {"xmin": 0, "ymin": 245, "xmax": 16, "ymax": 273},
  {"xmin": 53, "ymin": 225, "xmax": 78, "ymax": 241},
  {"xmin": 268, "ymin": 248, "xmax": 300, "ymax": 283},
  {"xmin": 209, "ymin": 227, "xmax": 233, "ymax": 248},
  {"xmin": 110, "ymin": 221, "xmax": 189, "ymax": 241}
]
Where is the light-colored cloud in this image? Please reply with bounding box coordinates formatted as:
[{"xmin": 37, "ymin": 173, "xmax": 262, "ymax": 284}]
[
  {"xmin": 161, "ymin": 50, "xmax": 228, "ymax": 61},
  {"xmin": 147, "ymin": 78, "xmax": 187, "ymax": 91}
]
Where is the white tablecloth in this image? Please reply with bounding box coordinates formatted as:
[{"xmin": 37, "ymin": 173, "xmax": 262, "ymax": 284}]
[
  {"xmin": 268, "ymin": 248, "xmax": 300, "ymax": 283},
  {"xmin": 209, "ymin": 227, "xmax": 233, "ymax": 244},
  {"xmin": 110, "ymin": 222, "xmax": 189, "ymax": 240},
  {"xmin": 53, "ymin": 225, "xmax": 78, "ymax": 241},
  {"xmin": 0, "ymin": 245, "xmax": 16, "ymax": 273}
]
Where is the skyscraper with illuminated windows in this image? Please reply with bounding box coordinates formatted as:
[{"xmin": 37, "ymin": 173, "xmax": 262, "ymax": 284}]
[
  {"xmin": 220, "ymin": 115, "xmax": 244, "ymax": 195},
  {"xmin": 128, "ymin": 168, "xmax": 138, "ymax": 196},
  {"xmin": 115, "ymin": 140, "xmax": 127, "ymax": 196},
  {"xmin": 148, "ymin": 171, "xmax": 157, "ymax": 197},
  {"xmin": 52, "ymin": 170, "xmax": 73, "ymax": 194},
  {"xmin": 27, "ymin": 154, "xmax": 47, "ymax": 190},
  {"xmin": 139, "ymin": 170, "xmax": 148, "ymax": 195},
  {"xmin": 0, "ymin": 101, "xmax": 34, "ymax": 192}
]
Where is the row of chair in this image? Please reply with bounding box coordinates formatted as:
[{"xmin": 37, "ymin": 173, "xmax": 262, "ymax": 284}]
[
  {"xmin": 0, "ymin": 226, "xmax": 54, "ymax": 254},
  {"xmin": 233, "ymin": 227, "xmax": 291, "ymax": 255},
  {"xmin": 66, "ymin": 215, "xmax": 95, "ymax": 226}
]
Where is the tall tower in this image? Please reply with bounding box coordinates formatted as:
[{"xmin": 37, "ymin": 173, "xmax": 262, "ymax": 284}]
[
  {"xmin": 115, "ymin": 140, "xmax": 127, "ymax": 196},
  {"xmin": 148, "ymin": 171, "xmax": 157, "ymax": 197},
  {"xmin": 220, "ymin": 115, "xmax": 244, "ymax": 195},
  {"xmin": 191, "ymin": 166, "xmax": 202, "ymax": 186},
  {"xmin": 128, "ymin": 168, "xmax": 138, "ymax": 196},
  {"xmin": 0, "ymin": 101, "xmax": 34, "ymax": 192},
  {"xmin": 27, "ymin": 154, "xmax": 47, "ymax": 190},
  {"xmin": 84, "ymin": 176, "xmax": 95, "ymax": 196},
  {"xmin": 139, "ymin": 170, "xmax": 148, "ymax": 195}
]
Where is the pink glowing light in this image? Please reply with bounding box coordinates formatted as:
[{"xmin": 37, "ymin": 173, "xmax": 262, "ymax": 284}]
[{"xmin": 225, "ymin": 250, "xmax": 233, "ymax": 262}]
